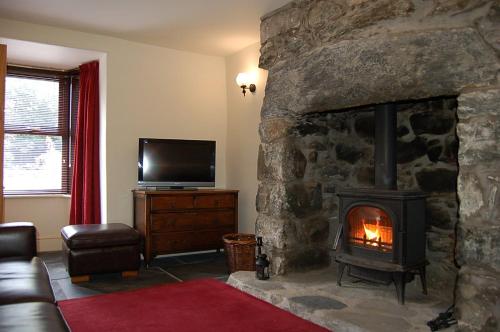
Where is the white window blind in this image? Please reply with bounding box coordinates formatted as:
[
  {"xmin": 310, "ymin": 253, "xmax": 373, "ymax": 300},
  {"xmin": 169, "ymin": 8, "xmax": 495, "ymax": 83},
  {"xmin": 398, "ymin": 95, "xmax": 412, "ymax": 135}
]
[{"xmin": 4, "ymin": 66, "xmax": 79, "ymax": 195}]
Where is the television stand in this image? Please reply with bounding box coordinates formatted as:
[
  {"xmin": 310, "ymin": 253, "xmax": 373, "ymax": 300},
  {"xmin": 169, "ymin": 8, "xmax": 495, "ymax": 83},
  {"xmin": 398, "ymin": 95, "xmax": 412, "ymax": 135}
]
[{"xmin": 133, "ymin": 189, "xmax": 238, "ymax": 266}]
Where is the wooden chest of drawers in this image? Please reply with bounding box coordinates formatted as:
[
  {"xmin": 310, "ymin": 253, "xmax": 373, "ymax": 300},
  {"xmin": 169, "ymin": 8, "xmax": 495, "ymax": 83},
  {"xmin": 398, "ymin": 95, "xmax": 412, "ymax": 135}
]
[{"xmin": 133, "ymin": 189, "xmax": 238, "ymax": 265}]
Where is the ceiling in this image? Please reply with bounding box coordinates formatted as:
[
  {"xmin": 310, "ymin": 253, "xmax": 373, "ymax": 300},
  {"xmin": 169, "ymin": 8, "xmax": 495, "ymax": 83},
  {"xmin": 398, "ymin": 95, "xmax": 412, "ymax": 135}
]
[
  {"xmin": 0, "ymin": 37, "xmax": 104, "ymax": 70},
  {"xmin": 0, "ymin": 0, "xmax": 291, "ymax": 56}
]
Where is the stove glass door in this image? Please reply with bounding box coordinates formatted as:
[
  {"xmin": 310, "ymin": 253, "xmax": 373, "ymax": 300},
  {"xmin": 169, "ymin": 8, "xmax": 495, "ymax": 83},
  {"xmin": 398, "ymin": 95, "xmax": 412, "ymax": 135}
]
[{"xmin": 347, "ymin": 206, "xmax": 393, "ymax": 252}]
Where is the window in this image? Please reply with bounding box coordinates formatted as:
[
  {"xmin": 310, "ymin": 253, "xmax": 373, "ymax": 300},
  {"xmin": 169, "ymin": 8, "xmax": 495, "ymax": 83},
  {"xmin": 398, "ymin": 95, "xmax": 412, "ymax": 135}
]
[{"xmin": 4, "ymin": 66, "xmax": 79, "ymax": 195}]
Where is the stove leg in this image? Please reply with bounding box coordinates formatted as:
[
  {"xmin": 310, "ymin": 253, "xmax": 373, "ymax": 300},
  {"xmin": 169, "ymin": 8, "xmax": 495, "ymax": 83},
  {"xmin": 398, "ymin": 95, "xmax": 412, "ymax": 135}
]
[
  {"xmin": 393, "ymin": 272, "xmax": 406, "ymax": 305},
  {"xmin": 419, "ymin": 266, "xmax": 427, "ymax": 295},
  {"xmin": 337, "ymin": 262, "xmax": 346, "ymax": 286}
]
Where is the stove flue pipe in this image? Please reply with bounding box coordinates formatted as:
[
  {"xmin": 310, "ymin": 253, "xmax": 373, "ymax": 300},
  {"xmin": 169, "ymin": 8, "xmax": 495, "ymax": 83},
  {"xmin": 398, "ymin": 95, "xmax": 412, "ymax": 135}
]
[{"xmin": 374, "ymin": 103, "xmax": 397, "ymax": 190}]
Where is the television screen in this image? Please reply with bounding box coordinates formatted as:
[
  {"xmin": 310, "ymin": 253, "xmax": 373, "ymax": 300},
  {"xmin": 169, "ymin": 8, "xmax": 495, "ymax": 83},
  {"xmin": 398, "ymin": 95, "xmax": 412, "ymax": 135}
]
[{"xmin": 138, "ymin": 138, "xmax": 215, "ymax": 188}]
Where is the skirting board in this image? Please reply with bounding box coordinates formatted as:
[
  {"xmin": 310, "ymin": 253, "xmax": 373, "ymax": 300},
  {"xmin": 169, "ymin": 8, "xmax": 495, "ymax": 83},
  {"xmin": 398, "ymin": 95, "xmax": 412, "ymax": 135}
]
[{"xmin": 37, "ymin": 236, "xmax": 63, "ymax": 252}]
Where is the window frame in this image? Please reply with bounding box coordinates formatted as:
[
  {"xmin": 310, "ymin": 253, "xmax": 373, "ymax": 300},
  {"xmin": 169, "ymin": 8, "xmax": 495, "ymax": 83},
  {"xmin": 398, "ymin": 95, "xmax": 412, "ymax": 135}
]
[{"xmin": 4, "ymin": 65, "xmax": 79, "ymax": 195}]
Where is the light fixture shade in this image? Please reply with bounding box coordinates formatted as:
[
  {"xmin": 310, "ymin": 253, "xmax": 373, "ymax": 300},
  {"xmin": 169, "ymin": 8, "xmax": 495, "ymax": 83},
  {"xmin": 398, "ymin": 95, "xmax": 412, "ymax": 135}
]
[{"xmin": 236, "ymin": 72, "xmax": 249, "ymax": 87}]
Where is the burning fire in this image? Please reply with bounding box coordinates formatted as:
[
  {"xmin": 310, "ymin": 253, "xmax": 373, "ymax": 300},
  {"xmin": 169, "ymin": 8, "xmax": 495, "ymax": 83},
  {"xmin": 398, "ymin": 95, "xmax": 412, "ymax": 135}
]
[
  {"xmin": 348, "ymin": 208, "xmax": 393, "ymax": 251},
  {"xmin": 363, "ymin": 218, "xmax": 381, "ymax": 246}
]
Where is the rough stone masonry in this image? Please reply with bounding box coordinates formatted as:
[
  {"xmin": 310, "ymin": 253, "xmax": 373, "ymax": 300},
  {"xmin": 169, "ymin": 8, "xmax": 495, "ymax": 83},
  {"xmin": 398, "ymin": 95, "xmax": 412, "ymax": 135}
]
[{"xmin": 256, "ymin": 1, "xmax": 500, "ymax": 331}]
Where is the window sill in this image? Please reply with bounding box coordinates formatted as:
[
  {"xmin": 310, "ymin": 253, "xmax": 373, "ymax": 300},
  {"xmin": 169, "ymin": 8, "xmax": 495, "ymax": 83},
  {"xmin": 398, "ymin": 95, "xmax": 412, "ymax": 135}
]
[{"xmin": 5, "ymin": 194, "xmax": 71, "ymax": 199}]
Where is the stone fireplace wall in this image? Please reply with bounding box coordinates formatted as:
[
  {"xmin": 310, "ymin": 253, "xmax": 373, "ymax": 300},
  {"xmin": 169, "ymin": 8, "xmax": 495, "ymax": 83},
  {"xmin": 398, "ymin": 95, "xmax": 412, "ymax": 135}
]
[
  {"xmin": 256, "ymin": 1, "xmax": 499, "ymax": 330},
  {"xmin": 299, "ymin": 98, "xmax": 458, "ymax": 292}
]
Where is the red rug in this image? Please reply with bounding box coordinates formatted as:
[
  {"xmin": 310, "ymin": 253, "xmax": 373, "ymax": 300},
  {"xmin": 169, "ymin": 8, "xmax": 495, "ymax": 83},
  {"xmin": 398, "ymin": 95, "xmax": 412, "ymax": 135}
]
[{"xmin": 59, "ymin": 279, "xmax": 329, "ymax": 332}]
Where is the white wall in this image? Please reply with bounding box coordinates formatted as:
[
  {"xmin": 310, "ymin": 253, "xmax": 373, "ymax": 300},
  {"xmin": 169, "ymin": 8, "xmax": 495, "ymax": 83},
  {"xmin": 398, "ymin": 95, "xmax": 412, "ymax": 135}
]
[
  {"xmin": 1, "ymin": 18, "xmax": 228, "ymax": 250},
  {"xmin": 4, "ymin": 196, "xmax": 70, "ymax": 252},
  {"xmin": 225, "ymin": 43, "xmax": 266, "ymax": 233}
]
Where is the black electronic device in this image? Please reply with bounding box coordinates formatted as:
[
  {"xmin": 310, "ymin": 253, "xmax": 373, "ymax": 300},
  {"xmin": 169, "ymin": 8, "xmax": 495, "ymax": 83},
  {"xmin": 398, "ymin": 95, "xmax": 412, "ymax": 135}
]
[{"xmin": 138, "ymin": 138, "xmax": 215, "ymax": 189}]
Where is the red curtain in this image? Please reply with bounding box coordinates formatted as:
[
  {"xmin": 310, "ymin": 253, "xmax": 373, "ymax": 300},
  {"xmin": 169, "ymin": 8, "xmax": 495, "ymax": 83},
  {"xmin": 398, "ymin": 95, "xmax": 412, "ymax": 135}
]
[{"xmin": 69, "ymin": 61, "xmax": 101, "ymax": 225}]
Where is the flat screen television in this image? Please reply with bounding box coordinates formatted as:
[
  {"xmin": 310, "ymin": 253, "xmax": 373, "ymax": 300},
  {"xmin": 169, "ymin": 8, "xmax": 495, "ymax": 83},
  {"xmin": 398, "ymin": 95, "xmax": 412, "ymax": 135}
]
[{"xmin": 138, "ymin": 138, "xmax": 215, "ymax": 188}]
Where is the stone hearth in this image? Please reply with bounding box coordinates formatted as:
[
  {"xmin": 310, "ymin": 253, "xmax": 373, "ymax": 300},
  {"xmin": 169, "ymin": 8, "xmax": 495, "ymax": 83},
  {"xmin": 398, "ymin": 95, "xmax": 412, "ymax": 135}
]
[
  {"xmin": 228, "ymin": 268, "xmax": 452, "ymax": 332},
  {"xmin": 253, "ymin": 1, "xmax": 500, "ymax": 331}
]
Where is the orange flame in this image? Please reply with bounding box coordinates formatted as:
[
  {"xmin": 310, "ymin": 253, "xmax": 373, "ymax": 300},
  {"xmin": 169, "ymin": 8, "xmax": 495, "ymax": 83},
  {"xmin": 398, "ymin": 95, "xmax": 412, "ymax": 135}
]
[
  {"xmin": 349, "ymin": 209, "xmax": 393, "ymax": 251},
  {"xmin": 363, "ymin": 219, "xmax": 381, "ymax": 246}
]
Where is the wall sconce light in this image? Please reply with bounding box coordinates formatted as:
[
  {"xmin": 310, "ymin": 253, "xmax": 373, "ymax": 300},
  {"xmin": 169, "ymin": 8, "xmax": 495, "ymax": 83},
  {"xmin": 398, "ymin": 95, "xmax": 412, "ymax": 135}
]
[{"xmin": 235, "ymin": 72, "xmax": 256, "ymax": 96}]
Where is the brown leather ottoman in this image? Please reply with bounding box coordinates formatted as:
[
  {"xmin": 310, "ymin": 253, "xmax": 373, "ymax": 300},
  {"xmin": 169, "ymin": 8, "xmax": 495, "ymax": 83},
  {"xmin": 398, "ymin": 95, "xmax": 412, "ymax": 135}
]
[{"xmin": 61, "ymin": 223, "xmax": 141, "ymax": 283}]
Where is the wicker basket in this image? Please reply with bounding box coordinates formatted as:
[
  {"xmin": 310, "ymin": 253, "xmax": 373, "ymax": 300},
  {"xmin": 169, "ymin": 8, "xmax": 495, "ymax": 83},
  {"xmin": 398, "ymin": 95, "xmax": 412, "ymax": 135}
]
[{"xmin": 223, "ymin": 233, "xmax": 256, "ymax": 273}]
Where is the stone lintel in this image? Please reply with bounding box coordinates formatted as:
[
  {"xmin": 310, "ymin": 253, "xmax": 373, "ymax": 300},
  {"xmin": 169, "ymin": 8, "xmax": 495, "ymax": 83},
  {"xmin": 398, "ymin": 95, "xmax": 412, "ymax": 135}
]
[
  {"xmin": 261, "ymin": 28, "xmax": 498, "ymax": 118},
  {"xmin": 259, "ymin": 0, "xmax": 415, "ymax": 69}
]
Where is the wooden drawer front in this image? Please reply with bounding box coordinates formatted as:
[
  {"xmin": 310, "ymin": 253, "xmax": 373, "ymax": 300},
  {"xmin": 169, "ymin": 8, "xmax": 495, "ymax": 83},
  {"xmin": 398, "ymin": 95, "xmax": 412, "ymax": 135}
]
[
  {"xmin": 194, "ymin": 194, "xmax": 234, "ymax": 209},
  {"xmin": 152, "ymin": 228, "xmax": 233, "ymax": 253},
  {"xmin": 151, "ymin": 211, "xmax": 234, "ymax": 233},
  {"xmin": 151, "ymin": 196, "xmax": 194, "ymax": 211}
]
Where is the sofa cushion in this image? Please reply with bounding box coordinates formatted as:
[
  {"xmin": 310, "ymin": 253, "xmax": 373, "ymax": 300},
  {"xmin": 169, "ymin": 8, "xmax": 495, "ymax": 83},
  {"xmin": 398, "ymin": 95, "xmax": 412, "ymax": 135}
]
[
  {"xmin": 0, "ymin": 302, "xmax": 69, "ymax": 332},
  {"xmin": 61, "ymin": 223, "xmax": 140, "ymax": 249},
  {"xmin": 0, "ymin": 257, "xmax": 55, "ymax": 305},
  {"xmin": 0, "ymin": 222, "xmax": 36, "ymax": 260}
]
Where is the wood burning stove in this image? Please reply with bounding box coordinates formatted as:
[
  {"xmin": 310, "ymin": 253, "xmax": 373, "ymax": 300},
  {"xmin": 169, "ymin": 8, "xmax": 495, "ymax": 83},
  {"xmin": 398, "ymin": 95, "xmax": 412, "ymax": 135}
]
[
  {"xmin": 335, "ymin": 104, "xmax": 428, "ymax": 304},
  {"xmin": 336, "ymin": 188, "xmax": 427, "ymax": 304}
]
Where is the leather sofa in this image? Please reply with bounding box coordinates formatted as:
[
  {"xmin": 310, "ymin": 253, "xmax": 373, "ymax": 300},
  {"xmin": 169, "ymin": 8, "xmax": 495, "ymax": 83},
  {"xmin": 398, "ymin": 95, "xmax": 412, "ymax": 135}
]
[{"xmin": 0, "ymin": 222, "xmax": 70, "ymax": 331}]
